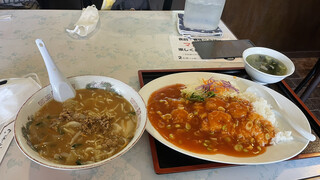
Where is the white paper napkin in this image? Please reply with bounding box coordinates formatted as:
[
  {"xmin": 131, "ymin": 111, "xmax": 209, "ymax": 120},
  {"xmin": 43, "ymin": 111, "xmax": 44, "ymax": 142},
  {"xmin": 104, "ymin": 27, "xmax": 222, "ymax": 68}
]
[
  {"xmin": 66, "ymin": 5, "xmax": 99, "ymax": 38},
  {"xmin": 0, "ymin": 73, "xmax": 41, "ymax": 164}
]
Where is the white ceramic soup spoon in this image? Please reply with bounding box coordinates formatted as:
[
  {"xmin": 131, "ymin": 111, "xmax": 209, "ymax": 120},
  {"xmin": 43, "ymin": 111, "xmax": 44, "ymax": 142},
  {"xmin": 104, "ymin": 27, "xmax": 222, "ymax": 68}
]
[
  {"xmin": 246, "ymin": 85, "xmax": 316, "ymax": 142},
  {"xmin": 35, "ymin": 39, "xmax": 76, "ymax": 102}
]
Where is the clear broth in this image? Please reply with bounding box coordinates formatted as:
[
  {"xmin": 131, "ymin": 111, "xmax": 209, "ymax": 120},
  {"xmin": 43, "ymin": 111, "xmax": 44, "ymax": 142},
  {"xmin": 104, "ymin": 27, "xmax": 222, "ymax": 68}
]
[{"xmin": 246, "ymin": 54, "xmax": 288, "ymax": 75}]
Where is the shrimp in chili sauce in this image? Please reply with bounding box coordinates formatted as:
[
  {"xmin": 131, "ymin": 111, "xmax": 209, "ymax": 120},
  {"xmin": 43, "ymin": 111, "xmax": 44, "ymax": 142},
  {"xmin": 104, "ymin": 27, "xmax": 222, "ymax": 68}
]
[{"xmin": 147, "ymin": 83, "xmax": 276, "ymax": 157}]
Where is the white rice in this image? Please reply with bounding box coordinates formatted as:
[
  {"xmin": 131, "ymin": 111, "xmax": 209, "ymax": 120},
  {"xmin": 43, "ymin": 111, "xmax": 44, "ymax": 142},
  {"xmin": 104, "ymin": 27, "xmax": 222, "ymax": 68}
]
[{"xmin": 271, "ymin": 131, "xmax": 294, "ymax": 144}]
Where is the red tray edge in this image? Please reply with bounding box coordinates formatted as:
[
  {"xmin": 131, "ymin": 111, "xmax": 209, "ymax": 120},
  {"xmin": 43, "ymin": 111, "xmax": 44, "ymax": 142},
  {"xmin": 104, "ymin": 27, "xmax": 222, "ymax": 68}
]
[{"xmin": 138, "ymin": 67, "xmax": 320, "ymax": 174}]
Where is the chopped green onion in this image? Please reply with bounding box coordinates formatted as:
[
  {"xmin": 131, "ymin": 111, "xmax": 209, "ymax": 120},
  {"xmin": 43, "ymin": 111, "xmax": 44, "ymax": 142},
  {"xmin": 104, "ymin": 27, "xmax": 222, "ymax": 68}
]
[
  {"xmin": 185, "ymin": 123, "xmax": 191, "ymax": 130},
  {"xmin": 58, "ymin": 127, "xmax": 64, "ymax": 135},
  {"xmin": 257, "ymin": 146, "xmax": 262, "ymax": 151},
  {"xmin": 234, "ymin": 144, "xmax": 243, "ymax": 152},
  {"xmin": 187, "ymin": 93, "xmax": 205, "ymax": 102},
  {"xmin": 217, "ymin": 106, "xmax": 225, "ymax": 111},
  {"xmin": 76, "ymin": 160, "xmax": 82, "ymax": 165},
  {"xmin": 246, "ymin": 121, "xmax": 253, "ymax": 130},
  {"xmin": 222, "ymin": 124, "xmax": 227, "ymax": 131},
  {"xmin": 224, "ymin": 137, "xmax": 231, "ymax": 142},
  {"xmin": 207, "ymin": 91, "xmax": 215, "ymax": 98},
  {"xmin": 72, "ymin": 143, "xmax": 82, "ymax": 149},
  {"xmin": 265, "ymin": 133, "xmax": 270, "ymax": 140},
  {"xmin": 35, "ymin": 122, "xmax": 43, "ymax": 126}
]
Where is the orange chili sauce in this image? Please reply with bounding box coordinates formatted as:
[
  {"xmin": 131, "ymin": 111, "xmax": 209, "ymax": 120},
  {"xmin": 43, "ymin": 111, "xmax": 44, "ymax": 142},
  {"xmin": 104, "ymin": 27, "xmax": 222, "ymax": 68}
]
[{"xmin": 147, "ymin": 84, "xmax": 275, "ymax": 157}]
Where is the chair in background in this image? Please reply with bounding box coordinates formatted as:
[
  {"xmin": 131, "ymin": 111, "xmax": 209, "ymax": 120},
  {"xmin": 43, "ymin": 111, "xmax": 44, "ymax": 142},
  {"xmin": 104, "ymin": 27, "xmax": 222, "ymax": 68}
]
[
  {"xmin": 10, "ymin": 0, "xmax": 173, "ymax": 10},
  {"xmin": 162, "ymin": 0, "xmax": 173, "ymax": 10},
  {"xmin": 294, "ymin": 58, "xmax": 320, "ymax": 102},
  {"xmin": 36, "ymin": 0, "xmax": 83, "ymax": 9},
  {"xmin": 0, "ymin": 0, "xmax": 39, "ymax": 9},
  {"xmin": 86, "ymin": 0, "xmax": 173, "ymax": 10}
]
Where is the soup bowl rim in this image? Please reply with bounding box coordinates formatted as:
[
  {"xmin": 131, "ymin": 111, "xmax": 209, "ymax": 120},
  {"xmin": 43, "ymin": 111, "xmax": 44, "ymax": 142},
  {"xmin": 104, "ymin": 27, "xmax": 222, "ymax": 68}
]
[
  {"xmin": 242, "ymin": 47, "xmax": 295, "ymax": 83},
  {"xmin": 14, "ymin": 75, "xmax": 147, "ymax": 170}
]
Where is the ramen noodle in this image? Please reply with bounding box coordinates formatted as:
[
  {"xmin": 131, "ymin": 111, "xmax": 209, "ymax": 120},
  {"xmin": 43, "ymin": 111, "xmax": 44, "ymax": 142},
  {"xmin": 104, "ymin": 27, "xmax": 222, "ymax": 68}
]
[{"xmin": 25, "ymin": 88, "xmax": 137, "ymax": 165}]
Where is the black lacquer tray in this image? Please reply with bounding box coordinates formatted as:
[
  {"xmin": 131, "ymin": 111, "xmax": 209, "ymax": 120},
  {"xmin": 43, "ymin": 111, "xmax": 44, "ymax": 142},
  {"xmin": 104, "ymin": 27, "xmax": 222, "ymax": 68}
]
[{"xmin": 138, "ymin": 67, "xmax": 320, "ymax": 174}]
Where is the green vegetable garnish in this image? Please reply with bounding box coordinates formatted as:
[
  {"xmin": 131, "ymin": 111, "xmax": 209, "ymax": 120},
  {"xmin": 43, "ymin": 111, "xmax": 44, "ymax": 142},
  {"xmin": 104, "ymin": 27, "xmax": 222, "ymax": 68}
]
[
  {"xmin": 129, "ymin": 111, "xmax": 136, "ymax": 115},
  {"xmin": 76, "ymin": 160, "xmax": 82, "ymax": 165},
  {"xmin": 35, "ymin": 122, "xmax": 43, "ymax": 126},
  {"xmin": 187, "ymin": 93, "xmax": 205, "ymax": 102},
  {"xmin": 57, "ymin": 127, "xmax": 65, "ymax": 135},
  {"xmin": 207, "ymin": 91, "xmax": 216, "ymax": 98},
  {"xmin": 185, "ymin": 91, "xmax": 215, "ymax": 102},
  {"xmin": 72, "ymin": 143, "xmax": 82, "ymax": 149}
]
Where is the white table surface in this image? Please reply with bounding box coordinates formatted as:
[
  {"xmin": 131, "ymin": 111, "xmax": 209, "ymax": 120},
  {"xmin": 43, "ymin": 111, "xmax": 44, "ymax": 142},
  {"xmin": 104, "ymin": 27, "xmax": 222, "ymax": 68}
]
[{"xmin": 0, "ymin": 10, "xmax": 319, "ymax": 180}]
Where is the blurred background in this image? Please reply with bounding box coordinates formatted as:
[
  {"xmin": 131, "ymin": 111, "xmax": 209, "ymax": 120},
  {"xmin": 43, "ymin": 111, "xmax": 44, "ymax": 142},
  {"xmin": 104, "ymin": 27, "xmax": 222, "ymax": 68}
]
[
  {"xmin": 1, "ymin": 0, "xmax": 319, "ymax": 122},
  {"xmin": 2, "ymin": 0, "xmax": 319, "ymax": 58}
]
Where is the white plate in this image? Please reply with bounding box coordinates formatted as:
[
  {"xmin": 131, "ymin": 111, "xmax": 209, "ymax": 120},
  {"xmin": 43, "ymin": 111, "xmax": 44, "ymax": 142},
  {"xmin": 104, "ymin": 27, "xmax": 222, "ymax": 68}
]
[{"xmin": 139, "ymin": 72, "xmax": 311, "ymax": 165}]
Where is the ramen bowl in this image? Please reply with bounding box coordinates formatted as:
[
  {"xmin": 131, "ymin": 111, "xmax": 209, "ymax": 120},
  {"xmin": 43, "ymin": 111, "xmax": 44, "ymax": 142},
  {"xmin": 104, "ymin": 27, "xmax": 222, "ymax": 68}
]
[
  {"xmin": 242, "ymin": 47, "xmax": 295, "ymax": 84},
  {"xmin": 14, "ymin": 75, "xmax": 147, "ymax": 170}
]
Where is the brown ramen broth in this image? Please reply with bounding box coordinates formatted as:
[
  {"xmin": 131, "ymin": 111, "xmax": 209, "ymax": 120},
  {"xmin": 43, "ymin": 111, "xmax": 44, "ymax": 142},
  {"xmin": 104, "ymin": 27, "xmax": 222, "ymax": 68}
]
[{"xmin": 27, "ymin": 89, "xmax": 137, "ymax": 165}]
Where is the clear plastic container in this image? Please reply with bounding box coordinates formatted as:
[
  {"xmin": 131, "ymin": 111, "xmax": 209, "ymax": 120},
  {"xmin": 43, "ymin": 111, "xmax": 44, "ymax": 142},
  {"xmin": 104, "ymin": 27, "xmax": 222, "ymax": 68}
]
[{"xmin": 183, "ymin": 0, "xmax": 226, "ymax": 30}]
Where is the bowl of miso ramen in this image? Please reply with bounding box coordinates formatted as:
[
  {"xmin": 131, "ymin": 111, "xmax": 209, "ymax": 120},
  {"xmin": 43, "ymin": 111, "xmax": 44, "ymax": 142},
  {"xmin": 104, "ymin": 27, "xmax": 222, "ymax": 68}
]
[
  {"xmin": 14, "ymin": 75, "xmax": 147, "ymax": 170},
  {"xmin": 243, "ymin": 47, "xmax": 295, "ymax": 84}
]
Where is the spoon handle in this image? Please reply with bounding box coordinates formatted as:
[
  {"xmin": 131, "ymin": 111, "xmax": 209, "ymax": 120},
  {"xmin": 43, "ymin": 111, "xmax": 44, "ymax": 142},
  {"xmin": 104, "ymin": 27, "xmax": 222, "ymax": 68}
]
[
  {"xmin": 35, "ymin": 39, "xmax": 65, "ymax": 83},
  {"xmin": 246, "ymin": 85, "xmax": 315, "ymax": 142},
  {"xmin": 35, "ymin": 39, "xmax": 75, "ymax": 102},
  {"xmin": 275, "ymin": 110, "xmax": 316, "ymax": 141}
]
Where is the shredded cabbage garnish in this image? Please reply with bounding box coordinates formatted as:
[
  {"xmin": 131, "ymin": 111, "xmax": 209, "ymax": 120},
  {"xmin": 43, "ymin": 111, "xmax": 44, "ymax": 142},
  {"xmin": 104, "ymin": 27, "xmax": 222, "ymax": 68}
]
[{"xmin": 181, "ymin": 77, "xmax": 239, "ymax": 101}]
